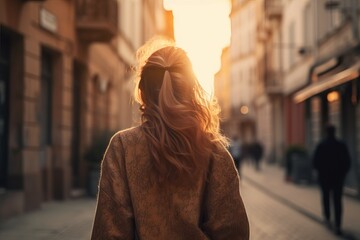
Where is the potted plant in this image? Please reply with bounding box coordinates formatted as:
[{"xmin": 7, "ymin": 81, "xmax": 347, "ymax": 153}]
[
  {"xmin": 84, "ymin": 131, "xmax": 114, "ymax": 197},
  {"xmin": 284, "ymin": 145, "xmax": 312, "ymax": 184}
]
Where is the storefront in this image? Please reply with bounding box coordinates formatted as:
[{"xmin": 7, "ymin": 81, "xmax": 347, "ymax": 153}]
[{"xmin": 294, "ymin": 45, "xmax": 360, "ymax": 196}]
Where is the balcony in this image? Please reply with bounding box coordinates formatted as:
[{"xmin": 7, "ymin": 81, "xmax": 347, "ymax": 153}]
[
  {"xmin": 265, "ymin": 70, "xmax": 283, "ymax": 95},
  {"xmin": 76, "ymin": 0, "xmax": 118, "ymax": 43},
  {"xmin": 265, "ymin": 0, "xmax": 282, "ymax": 19}
]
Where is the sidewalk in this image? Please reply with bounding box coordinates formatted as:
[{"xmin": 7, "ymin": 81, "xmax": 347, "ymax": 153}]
[
  {"xmin": 0, "ymin": 198, "xmax": 96, "ymax": 240},
  {"xmin": 241, "ymin": 181, "xmax": 341, "ymax": 240},
  {"xmin": 241, "ymin": 163, "xmax": 360, "ymax": 240}
]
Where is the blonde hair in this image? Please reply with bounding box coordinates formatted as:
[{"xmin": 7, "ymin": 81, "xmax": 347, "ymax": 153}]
[{"xmin": 134, "ymin": 38, "xmax": 227, "ymax": 184}]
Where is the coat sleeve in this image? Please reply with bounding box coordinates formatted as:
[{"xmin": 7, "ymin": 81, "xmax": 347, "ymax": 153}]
[
  {"xmin": 202, "ymin": 147, "xmax": 250, "ymax": 240},
  {"xmin": 91, "ymin": 134, "xmax": 135, "ymax": 240}
]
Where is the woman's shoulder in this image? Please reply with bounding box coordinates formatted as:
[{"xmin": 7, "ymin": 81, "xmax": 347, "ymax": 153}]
[
  {"xmin": 211, "ymin": 142, "xmax": 233, "ymax": 163},
  {"xmin": 112, "ymin": 126, "xmax": 144, "ymax": 146},
  {"xmin": 208, "ymin": 142, "xmax": 239, "ymax": 184}
]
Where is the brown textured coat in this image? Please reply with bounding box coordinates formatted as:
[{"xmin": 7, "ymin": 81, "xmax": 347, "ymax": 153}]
[{"xmin": 91, "ymin": 126, "xmax": 249, "ymax": 240}]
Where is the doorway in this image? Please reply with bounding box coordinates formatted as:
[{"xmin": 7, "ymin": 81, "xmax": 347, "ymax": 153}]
[
  {"xmin": 72, "ymin": 61, "xmax": 86, "ymax": 189},
  {"xmin": 341, "ymin": 82, "xmax": 358, "ymax": 192},
  {"xmin": 40, "ymin": 49, "xmax": 54, "ymax": 201},
  {"xmin": 0, "ymin": 31, "xmax": 11, "ymax": 189}
]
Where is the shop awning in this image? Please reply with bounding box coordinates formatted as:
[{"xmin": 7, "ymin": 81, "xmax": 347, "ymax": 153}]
[{"xmin": 293, "ymin": 61, "xmax": 360, "ymax": 103}]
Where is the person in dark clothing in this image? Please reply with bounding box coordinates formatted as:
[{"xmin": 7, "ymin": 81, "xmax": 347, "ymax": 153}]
[
  {"xmin": 313, "ymin": 125, "xmax": 351, "ymax": 235},
  {"xmin": 250, "ymin": 141, "xmax": 263, "ymax": 171},
  {"xmin": 229, "ymin": 136, "xmax": 243, "ymax": 173}
]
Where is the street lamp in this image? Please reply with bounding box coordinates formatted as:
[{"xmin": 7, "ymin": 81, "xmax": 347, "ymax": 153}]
[
  {"xmin": 327, "ymin": 91, "xmax": 340, "ymax": 102},
  {"xmin": 240, "ymin": 105, "xmax": 249, "ymax": 115}
]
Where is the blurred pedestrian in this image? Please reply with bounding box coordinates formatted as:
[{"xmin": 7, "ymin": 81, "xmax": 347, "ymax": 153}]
[
  {"xmin": 250, "ymin": 141, "xmax": 263, "ymax": 171},
  {"xmin": 91, "ymin": 40, "xmax": 249, "ymax": 239},
  {"xmin": 313, "ymin": 125, "xmax": 351, "ymax": 235},
  {"xmin": 229, "ymin": 135, "xmax": 242, "ymax": 173}
]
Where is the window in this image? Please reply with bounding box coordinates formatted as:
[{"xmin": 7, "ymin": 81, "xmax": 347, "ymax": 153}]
[
  {"xmin": 288, "ymin": 21, "xmax": 295, "ymax": 67},
  {"xmin": 303, "ymin": 1, "xmax": 314, "ymax": 50},
  {"xmin": 331, "ymin": 5, "xmax": 343, "ymax": 29}
]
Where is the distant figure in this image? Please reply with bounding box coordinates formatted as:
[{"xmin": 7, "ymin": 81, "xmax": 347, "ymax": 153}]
[
  {"xmin": 229, "ymin": 135, "xmax": 242, "ymax": 173},
  {"xmin": 91, "ymin": 40, "xmax": 249, "ymax": 239},
  {"xmin": 313, "ymin": 125, "xmax": 351, "ymax": 235},
  {"xmin": 250, "ymin": 141, "xmax": 263, "ymax": 171}
]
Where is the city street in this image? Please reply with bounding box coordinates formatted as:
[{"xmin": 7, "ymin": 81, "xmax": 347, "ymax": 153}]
[
  {"xmin": 1, "ymin": 164, "xmax": 358, "ymax": 240},
  {"xmin": 242, "ymin": 180, "xmax": 340, "ymax": 240},
  {"xmin": 2, "ymin": 1, "xmax": 360, "ymax": 239},
  {"xmin": 241, "ymin": 163, "xmax": 360, "ymax": 240}
]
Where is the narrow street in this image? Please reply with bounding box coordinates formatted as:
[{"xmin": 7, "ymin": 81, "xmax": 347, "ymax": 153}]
[
  {"xmin": 1, "ymin": 164, "xmax": 358, "ymax": 239},
  {"xmin": 241, "ymin": 163, "xmax": 360, "ymax": 240},
  {"xmin": 242, "ymin": 181, "xmax": 339, "ymax": 240},
  {"xmin": 1, "ymin": 1, "xmax": 360, "ymax": 239}
]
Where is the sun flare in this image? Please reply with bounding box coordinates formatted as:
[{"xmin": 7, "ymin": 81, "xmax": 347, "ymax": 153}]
[{"xmin": 164, "ymin": 0, "xmax": 231, "ymax": 95}]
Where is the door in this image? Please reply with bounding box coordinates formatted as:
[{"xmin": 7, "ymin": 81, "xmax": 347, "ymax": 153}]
[
  {"xmin": 40, "ymin": 50, "xmax": 53, "ymax": 200},
  {"xmin": 0, "ymin": 31, "xmax": 10, "ymax": 189},
  {"xmin": 341, "ymin": 83, "xmax": 358, "ymax": 192},
  {"xmin": 72, "ymin": 62, "xmax": 84, "ymax": 188}
]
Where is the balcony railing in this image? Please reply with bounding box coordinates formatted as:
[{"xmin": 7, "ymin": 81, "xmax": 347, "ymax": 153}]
[
  {"xmin": 265, "ymin": 70, "xmax": 283, "ymax": 95},
  {"xmin": 265, "ymin": 0, "xmax": 282, "ymax": 19},
  {"xmin": 76, "ymin": 0, "xmax": 118, "ymax": 43}
]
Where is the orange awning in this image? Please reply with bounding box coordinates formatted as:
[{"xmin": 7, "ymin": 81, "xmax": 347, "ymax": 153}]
[{"xmin": 293, "ymin": 61, "xmax": 360, "ymax": 103}]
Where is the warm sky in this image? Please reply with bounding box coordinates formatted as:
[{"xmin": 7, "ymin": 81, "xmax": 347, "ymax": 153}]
[{"xmin": 163, "ymin": 0, "xmax": 231, "ymax": 94}]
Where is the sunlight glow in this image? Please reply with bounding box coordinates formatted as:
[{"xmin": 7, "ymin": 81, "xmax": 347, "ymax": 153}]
[{"xmin": 164, "ymin": 0, "xmax": 231, "ymax": 95}]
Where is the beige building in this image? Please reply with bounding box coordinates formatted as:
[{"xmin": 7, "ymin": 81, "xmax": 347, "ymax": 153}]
[
  {"xmin": 229, "ymin": 0, "xmax": 259, "ymax": 143},
  {"xmin": 116, "ymin": 0, "xmax": 174, "ymax": 129},
  {"xmin": 292, "ymin": 0, "xmax": 360, "ymax": 194},
  {"xmin": 228, "ymin": 0, "xmax": 334, "ymax": 164},
  {"xmin": 214, "ymin": 47, "xmax": 232, "ymax": 135},
  {"xmin": 226, "ymin": 0, "xmax": 360, "ymax": 193},
  {"xmin": 0, "ymin": 0, "xmax": 173, "ymax": 220},
  {"xmin": 255, "ymin": 0, "xmax": 284, "ymax": 163},
  {"xmin": 281, "ymin": 0, "xmax": 316, "ymax": 153}
]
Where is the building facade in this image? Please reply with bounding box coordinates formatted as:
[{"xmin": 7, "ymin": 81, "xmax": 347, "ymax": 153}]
[
  {"xmin": 281, "ymin": 0, "xmax": 315, "ymax": 153},
  {"xmin": 225, "ymin": 0, "xmax": 360, "ymax": 195},
  {"xmin": 229, "ymin": 0, "xmax": 259, "ymax": 143},
  {"xmin": 293, "ymin": 0, "xmax": 360, "ymax": 195},
  {"xmin": 1, "ymin": 0, "xmax": 87, "ymax": 219},
  {"xmin": 0, "ymin": 0, "xmax": 173, "ymax": 220},
  {"xmin": 214, "ymin": 47, "xmax": 232, "ymax": 136}
]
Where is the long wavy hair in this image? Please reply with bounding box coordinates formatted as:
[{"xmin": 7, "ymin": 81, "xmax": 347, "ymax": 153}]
[{"xmin": 134, "ymin": 40, "xmax": 228, "ymax": 184}]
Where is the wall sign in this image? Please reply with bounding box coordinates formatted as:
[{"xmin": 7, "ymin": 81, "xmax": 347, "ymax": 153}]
[{"xmin": 40, "ymin": 8, "xmax": 58, "ymax": 33}]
